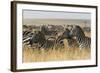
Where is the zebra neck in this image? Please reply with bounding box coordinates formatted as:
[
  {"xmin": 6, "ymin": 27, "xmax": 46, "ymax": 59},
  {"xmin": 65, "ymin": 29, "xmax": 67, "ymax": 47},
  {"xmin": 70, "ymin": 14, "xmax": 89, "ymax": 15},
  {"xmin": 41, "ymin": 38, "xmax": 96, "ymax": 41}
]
[{"xmin": 76, "ymin": 34, "xmax": 85, "ymax": 44}]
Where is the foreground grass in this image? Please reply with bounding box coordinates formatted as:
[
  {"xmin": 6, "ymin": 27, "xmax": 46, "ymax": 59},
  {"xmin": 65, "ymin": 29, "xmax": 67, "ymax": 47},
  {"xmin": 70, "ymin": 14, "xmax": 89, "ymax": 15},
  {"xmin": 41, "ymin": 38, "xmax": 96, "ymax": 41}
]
[{"xmin": 23, "ymin": 45, "xmax": 91, "ymax": 63}]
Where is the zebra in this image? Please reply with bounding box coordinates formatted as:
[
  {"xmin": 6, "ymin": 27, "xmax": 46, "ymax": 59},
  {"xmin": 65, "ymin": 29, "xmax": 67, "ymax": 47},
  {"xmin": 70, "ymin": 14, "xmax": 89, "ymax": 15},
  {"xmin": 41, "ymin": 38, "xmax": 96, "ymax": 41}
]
[
  {"xmin": 57, "ymin": 28, "xmax": 78, "ymax": 48},
  {"xmin": 23, "ymin": 30, "xmax": 56, "ymax": 49},
  {"xmin": 70, "ymin": 25, "xmax": 91, "ymax": 50},
  {"xmin": 23, "ymin": 31, "xmax": 34, "ymax": 46}
]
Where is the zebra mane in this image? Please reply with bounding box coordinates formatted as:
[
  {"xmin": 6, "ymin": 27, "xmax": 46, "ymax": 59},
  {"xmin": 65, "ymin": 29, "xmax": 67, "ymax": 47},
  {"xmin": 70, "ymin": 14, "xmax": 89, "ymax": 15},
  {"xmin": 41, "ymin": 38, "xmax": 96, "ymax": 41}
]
[{"xmin": 74, "ymin": 25, "xmax": 85, "ymax": 37}]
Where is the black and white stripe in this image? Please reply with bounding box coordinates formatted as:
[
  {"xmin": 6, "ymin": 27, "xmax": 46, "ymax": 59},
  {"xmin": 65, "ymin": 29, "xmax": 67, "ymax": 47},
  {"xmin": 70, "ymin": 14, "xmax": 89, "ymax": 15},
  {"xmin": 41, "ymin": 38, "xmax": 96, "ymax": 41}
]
[
  {"xmin": 70, "ymin": 25, "xmax": 91, "ymax": 49},
  {"xmin": 23, "ymin": 31, "xmax": 34, "ymax": 46},
  {"xmin": 23, "ymin": 30, "xmax": 56, "ymax": 49}
]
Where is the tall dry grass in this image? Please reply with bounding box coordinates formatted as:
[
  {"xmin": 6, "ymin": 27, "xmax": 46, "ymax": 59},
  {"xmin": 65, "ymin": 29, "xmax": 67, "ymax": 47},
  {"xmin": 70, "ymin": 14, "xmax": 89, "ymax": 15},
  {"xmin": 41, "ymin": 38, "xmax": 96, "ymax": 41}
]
[{"xmin": 23, "ymin": 44, "xmax": 91, "ymax": 63}]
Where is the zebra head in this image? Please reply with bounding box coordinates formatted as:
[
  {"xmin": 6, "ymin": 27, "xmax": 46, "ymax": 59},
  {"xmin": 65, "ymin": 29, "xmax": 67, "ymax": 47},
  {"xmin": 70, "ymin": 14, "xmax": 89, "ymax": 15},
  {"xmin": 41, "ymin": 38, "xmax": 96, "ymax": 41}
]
[
  {"xmin": 70, "ymin": 25, "xmax": 85, "ymax": 38},
  {"xmin": 57, "ymin": 28, "xmax": 70, "ymax": 41},
  {"xmin": 62, "ymin": 28, "xmax": 72, "ymax": 39},
  {"xmin": 30, "ymin": 31, "xmax": 46, "ymax": 44}
]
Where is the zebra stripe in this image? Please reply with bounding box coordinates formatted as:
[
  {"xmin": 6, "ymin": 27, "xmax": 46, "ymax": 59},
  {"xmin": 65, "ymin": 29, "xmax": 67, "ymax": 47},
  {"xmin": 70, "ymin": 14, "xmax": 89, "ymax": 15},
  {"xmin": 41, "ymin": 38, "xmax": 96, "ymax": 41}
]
[
  {"xmin": 23, "ymin": 30, "xmax": 34, "ymax": 45},
  {"xmin": 70, "ymin": 25, "xmax": 91, "ymax": 49}
]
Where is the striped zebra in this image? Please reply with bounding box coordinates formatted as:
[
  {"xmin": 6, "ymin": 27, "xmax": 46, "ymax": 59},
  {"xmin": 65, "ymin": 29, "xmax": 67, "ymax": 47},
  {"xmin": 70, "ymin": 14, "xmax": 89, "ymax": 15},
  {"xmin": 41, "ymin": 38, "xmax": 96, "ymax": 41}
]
[
  {"xmin": 57, "ymin": 28, "xmax": 78, "ymax": 48},
  {"xmin": 70, "ymin": 25, "xmax": 91, "ymax": 50},
  {"xmin": 23, "ymin": 30, "xmax": 56, "ymax": 49},
  {"xmin": 23, "ymin": 31, "xmax": 34, "ymax": 46}
]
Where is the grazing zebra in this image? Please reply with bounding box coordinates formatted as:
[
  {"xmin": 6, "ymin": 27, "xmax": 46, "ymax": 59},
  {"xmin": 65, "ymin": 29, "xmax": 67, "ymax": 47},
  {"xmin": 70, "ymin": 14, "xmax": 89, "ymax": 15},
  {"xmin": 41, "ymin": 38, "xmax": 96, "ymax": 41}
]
[
  {"xmin": 23, "ymin": 30, "xmax": 56, "ymax": 49},
  {"xmin": 29, "ymin": 31, "xmax": 46, "ymax": 48},
  {"xmin": 70, "ymin": 25, "xmax": 91, "ymax": 50},
  {"xmin": 57, "ymin": 28, "xmax": 78, "ymax": 48}
]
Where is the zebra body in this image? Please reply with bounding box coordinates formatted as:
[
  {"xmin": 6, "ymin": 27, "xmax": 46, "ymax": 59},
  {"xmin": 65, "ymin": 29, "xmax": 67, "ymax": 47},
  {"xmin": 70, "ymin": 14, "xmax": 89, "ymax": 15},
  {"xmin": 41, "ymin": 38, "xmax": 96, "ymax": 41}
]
[
  {"xmin": 77, "ymin": 36, "xmax": 91, "ymax": 49},
  {"xmin": 67, "ymin": 38, "xmax": 78, "ymax": 48},
  {"xmin": 57, "ymin": 28, "xmax": 78, "ymax": 48},
  {"xmin": 70, "ymin": 25, "xmax": 91, "ymax": 49}
]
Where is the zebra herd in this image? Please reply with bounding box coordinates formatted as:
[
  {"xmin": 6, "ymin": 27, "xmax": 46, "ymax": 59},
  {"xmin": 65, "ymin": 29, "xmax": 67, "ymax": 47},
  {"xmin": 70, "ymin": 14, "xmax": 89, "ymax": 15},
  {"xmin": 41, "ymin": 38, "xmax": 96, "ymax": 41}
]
[{"xmin": 23, "ymin": 25, "xmax": 91, "ymax": 50}]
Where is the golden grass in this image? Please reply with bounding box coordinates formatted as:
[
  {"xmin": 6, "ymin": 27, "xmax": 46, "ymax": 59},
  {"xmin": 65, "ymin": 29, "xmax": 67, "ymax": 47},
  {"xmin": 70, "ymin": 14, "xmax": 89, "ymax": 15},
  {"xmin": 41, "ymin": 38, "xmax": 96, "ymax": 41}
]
[{"xmin": 23, "ymin": 44, "xmax": 91, "ymax": 63}]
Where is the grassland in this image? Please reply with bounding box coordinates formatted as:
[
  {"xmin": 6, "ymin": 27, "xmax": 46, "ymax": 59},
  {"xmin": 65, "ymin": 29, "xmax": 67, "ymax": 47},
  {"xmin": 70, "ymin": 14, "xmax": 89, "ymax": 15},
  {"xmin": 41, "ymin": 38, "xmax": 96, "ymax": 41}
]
[
  {"xmin": 23, "ymin": 32, "xmax": 91, "ymax": 63},
  {"xmin": 23, "ymin": 45, "xmax": 91, "ymax": 63}
]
